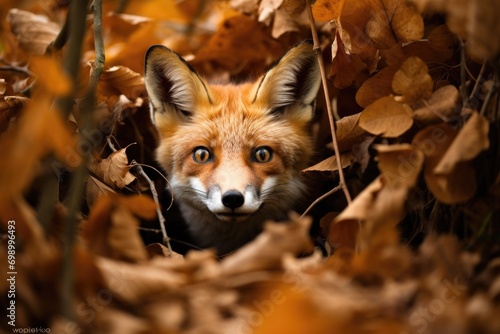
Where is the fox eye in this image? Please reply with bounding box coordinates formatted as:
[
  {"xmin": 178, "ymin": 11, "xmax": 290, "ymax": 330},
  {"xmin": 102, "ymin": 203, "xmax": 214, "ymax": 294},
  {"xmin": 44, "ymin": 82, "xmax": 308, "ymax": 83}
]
[
  {"xmin": 192, "ymin": 147, "xmax": 212, "ymax": 163},
  {"xmin": 253, "ymin": 146, "xmax": 273, "ymax": 163}
]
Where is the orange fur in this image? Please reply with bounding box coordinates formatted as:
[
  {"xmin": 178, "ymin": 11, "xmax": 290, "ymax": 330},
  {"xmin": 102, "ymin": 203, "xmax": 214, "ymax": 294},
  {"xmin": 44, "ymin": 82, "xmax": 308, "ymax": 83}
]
[{"xmin": 145, "ymin": 41, "xmax": 320, "ymax": 254}]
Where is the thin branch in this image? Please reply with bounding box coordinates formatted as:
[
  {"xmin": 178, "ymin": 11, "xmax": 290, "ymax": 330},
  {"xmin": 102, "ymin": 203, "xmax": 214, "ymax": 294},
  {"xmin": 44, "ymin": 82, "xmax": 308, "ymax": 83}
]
[
  {"xmin": 45, "ymin": 12, "xmax": 70, "ymax": 54},
  {"xmin": 132, "ymin": 161, "xmax": 173, "ymax": 253},
  {"xmin": 61, "ymin": 0, "xmax": 99, "ymax": 321},
  {"xmin": 301, "ymin": 185, "xmax": 341, "ymax": 218},
  {"xmin": 459, "ymin": 39, "xmax": 468, "ymax": 105},
  {"xmin": 468, "ymin": 60, "xmax": 487, "ymax": 104},
  {"xmin": 305, "ymin": 0, "xmax": 352, "ymax": 204}
]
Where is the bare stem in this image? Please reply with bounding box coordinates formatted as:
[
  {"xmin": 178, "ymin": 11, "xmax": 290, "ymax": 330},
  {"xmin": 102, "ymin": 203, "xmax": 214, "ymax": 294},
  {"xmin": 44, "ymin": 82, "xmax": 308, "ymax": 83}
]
[
  {"xmin": 305, "ymin": 0, "xmax": 352, "ymax": 204},
  {"xmin": 301, "ymin": 185, "xmax": 341, "ymax": 218},
  {"xmin": 132, "ymin": 161, "xmax": 173, "ymax": 253}
]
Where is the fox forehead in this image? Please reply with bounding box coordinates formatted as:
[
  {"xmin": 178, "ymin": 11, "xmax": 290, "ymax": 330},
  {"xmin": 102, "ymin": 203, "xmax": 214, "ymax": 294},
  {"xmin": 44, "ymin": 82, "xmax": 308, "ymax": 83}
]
[{"xmin": 156, "ymin": 83, "xmax": 310, "ymax": 157}]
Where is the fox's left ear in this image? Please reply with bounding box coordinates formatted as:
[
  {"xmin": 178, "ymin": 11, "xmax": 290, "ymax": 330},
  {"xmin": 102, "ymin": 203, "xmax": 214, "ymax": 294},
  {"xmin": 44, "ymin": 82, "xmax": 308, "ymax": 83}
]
[{"xmin": 252, "ymin": 40, "xmax": 321, "ymax": 120}]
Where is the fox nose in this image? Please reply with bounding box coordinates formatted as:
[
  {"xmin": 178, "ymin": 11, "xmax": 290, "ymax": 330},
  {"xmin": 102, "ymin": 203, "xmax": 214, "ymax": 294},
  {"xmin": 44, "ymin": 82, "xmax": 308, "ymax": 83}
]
[{"xmin": 222, "ymin": 190, "xmax": 245, "ymax": 209}]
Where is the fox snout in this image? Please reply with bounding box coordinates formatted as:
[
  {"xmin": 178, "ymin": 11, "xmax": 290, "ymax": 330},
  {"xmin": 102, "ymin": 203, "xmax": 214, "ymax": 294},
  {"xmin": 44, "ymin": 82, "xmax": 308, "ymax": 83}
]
[{"xmin": 221, "ymin": 190, "xmax": 245, "ymax": 209}]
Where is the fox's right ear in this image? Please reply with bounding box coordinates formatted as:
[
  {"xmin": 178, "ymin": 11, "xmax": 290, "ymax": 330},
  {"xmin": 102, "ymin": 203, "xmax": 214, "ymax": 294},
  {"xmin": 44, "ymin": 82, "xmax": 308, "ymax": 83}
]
[{"xmin": 144, "ymin": 45, "xmax": 211, "ymax": 119}]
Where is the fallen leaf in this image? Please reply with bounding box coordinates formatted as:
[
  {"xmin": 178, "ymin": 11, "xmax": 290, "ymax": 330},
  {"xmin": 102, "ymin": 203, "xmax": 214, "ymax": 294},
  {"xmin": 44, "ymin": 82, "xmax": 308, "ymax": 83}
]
[
  {"xmin": 220, "ymin": 214, "xmax": 313, "ymax": 276},
  {"xmin": 88, "ymin": 145, "xmax": 137, "ymax": 190},
  {"xmin": 0, "ymin": 96, "xmax": 29, "ymax": 133},
  {"xmin": 359, "ymin": 96, "xmax": 414, "ymax": 137},
  {"xmin": 6, "ymin": 9, "xmax": 60, "ymax": 55},
  {"xmin": 412, "ymin": 123, "xmax": 476, "ymax": 204},
  {"xmin": 335, "ymin": 112, "xmax": 367, "ymax": 152},
  {"xmin": 434, "ymin": 111, "xmax": 490, "ymax": 175},
  {"xmin": 413, "ymin": 85, "xmax": 460, "ymax": 124},
  {"xmin": 97, "ymin": 65, "xmax": 145, "ymax": 101},
  {"xmin": 86, "ymin": 175, "xmax": 116, "ymax": 209},
  {"xmin": 329, "ymin": 30, "xmax": 368, "ymax": 89},
  {"xmin": 82, "ymin": 195, "xmax": 151, "ymax": 262},
  {"xmin": 392, "ymin": 56, "xmax": 433, "ymax": 105},
  {"xmin": 312, "ymin": 0, "xmax": 346, "ymax": 22},
  {"xmin": 375, "ymin": 143, "xmax": 424, "ymax": 189},
  {"xmin": 355, "ymin": 65, "xmax": 399, "ymax": 108},
  {"xmin": 302, "ymin": 153, "xmax": 353, "ymax": 172},
  {"xmin": 365, "ymin": 0, "xmax": 424, "ymax": 49}
]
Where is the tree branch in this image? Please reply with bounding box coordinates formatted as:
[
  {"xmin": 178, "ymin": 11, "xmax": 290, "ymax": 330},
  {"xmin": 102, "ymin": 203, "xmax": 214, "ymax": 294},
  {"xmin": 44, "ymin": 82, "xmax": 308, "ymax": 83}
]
[{"xmin": 304, "ymin": 0, "xmax": 352, "ymax": 204}]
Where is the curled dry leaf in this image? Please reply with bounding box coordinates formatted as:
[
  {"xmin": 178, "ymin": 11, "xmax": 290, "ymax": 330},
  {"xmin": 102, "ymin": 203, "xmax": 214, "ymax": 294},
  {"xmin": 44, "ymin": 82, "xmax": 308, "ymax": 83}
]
[
  {"xmin": 302, "ymin": 152, "xmax": 353, "ymax": 172},
  {"xmin": 365, "ymin": 0, "xmax": 423, "ymax": 49},
  {"xmin": 359, "ymin": 96, "xmax": 414, "ymax": 138},
  {"xmin": 6, "ymin": 9, "xmax": 60, "ymax": 55},
  {"xmin": 220, "ymin": 213, "xmax": 313, "ymax": 276},
  {"xmin": 97, "ymin": 65, "xmax": 146, "ymax": 101},
  {"xmin": 413, "ymin": 85, "xmax": 459, "ymax": 124},
  {"xmin": 81, "ymin": 195, "xmax": 156, "ymax": 262},
  {"xmin": 412, "ymin": 123, "xmax": 476, "ymax": 204},
  {"xmin": 375, "ymin": 143, "xmax": 424, "ymax": 189},
  {"xmin": 86, "ymin": 175, "xmax": 116, "ymax": 209},
  {"xmin": 434, "ymin": 111, "xmax": 490, "ymax": 175},
  {"xmin": 355, "ymin": 65, "xmax": 399, "ymax": 108},
  {"xmin": 88, "ymin": 145, "xmax": 137, "ymax": 190},
  {"xmin": 392, "ymin": 56, "xmax": 433, "ymax": 105}
]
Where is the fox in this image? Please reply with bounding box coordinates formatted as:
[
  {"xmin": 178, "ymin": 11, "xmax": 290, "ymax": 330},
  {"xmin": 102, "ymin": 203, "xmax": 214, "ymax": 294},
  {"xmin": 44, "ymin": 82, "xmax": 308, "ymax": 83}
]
[{"xmin": 144, "ymin": 40, "xmax": 321, "ymax": 254}]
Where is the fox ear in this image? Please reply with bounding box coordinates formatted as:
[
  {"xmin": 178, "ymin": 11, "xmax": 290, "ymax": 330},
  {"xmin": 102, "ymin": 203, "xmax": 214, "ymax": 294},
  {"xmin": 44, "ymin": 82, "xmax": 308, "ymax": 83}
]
[
  {"xmin": 252, "ymin": 40, "xmax": 321, "ymax": 120},
  {"xmin": 144, "ymin": 45, "xmax": 211, "ymax": 119}
]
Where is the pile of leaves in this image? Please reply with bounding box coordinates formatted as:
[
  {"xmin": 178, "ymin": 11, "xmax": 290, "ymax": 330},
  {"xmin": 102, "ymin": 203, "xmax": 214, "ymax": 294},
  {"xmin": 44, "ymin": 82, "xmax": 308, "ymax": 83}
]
[{"xmin": 0, "ymin": 0, "xmax": 499, "ymax": 333}]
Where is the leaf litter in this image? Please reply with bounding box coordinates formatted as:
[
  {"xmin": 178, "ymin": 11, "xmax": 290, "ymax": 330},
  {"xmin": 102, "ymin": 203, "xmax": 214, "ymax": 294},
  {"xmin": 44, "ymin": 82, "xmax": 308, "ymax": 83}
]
[{"xmin": 0, "ymin": 0, "xmax": 499, "ymax": 333}]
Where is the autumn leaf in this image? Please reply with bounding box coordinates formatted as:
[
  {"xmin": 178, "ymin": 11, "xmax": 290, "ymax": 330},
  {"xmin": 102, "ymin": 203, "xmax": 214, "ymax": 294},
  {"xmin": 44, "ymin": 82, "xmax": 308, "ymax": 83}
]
[
  {"xmin": 392, "ymin": 56, "xmax": 433, "ymax": 105},
  {"xmin": 6, "ymin": 8, "xmax": 59, "ymax": 56},
  {"xmin": 356, "ymin": 65, "xmax": 399, "ymax": 108},
  {"xmin": 359, "ymin": 96, "xmax": 414, "ymax": 138},
  {"xmin": 30, "ymin": 56, "xmax": 72, "ymax": 96},
  {"xmin": 413, "ymin": 85, "xmax": 459, "ymax": 124},
  {"xmin": 302, "ymin": 153, "xmax": 353, "ymax": 172},
  {"xmin": 97, "ymin": 65, "xmax": 145, "ymax": 101},
  {"xmin": 365, "ymin": 0, "xmax": 423, "ymax": 49},
  {"xmin": 312, "ymin": 0, "xmax": 346, "ymax": 22},
  {"xmin": 88, "ymin": 145, "xmax": 137, "ymax": 190}
]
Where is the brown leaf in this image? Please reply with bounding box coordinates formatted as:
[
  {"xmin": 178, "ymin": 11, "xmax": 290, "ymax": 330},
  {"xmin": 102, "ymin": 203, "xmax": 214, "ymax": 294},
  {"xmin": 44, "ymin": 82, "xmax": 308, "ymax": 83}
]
[
  {"xmin": 359, "ymin": 96, "xmax": 414, "ymax": 137},
  {"xmin": 413, "ymin": 85, "xmax": 459, "ymax": 124},
  {"xmin": 329, "ymin": 30, "xmax": 368, "ymax": 89},
  {"xmin": 392, "ymin": 56, "xmax": 433, "ymax": 105},
  {"xmin": 302, "ymin": 153, "xmax": 353, "ymax": 172},
  {"xmin": 0, "ymin": 96, "xmax": 29, "ymax": 133},
  {"xmin": 412, "ymin": 0, "xmax": 500, "ymax": 60},
  {"xmin": 365, "ymin": 0, "xmax": 424, "ymax": 49},
  {"xmin": 86, "ymin": 175, "xmax": 116, "ymax": 209},
  {"xmin": 97, "ymin": 65, "xmax": 145, "ymax": 101},
  {"xmin": 412, "ymin": 123, "xmax": 476, "ymax": 204},
  {"xmin": 88, "ymin": 145, "xmax": 137, "ymax": 190},
  {"xmin": 376, "ymin": 144, "xmax": 424, "ymax": 189},
  {"xmin": 82, "ymin": 195, "xmax": 150, "ymax": 262},
  {"xmin": 355, "ymin": 65, "xmax": 399, "ymax": 108},
  {"xmin": 6, "ymin": 9, "xmax": 60, "ymax": 55},
  {"xmin": 434, "ymin": 111, "xmax": 490, "ymax": 175},
  {"xmin": 336, "ymin": 112, "xmax": 367, "ymax": 151},
  {"xmin": 220, "ymin": 213, "xmax": 313, "ymax": 276},
  {"xmin": 312, "ymin": 0, "xmax": 346, "ymax": 21}
]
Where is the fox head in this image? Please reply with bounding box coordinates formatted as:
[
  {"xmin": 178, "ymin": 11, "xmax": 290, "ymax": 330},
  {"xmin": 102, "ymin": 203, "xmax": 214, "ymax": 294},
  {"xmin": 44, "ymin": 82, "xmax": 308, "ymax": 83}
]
[{"xmin": 144, "ymin": 41, "xmax": 321, "ymax": 253}]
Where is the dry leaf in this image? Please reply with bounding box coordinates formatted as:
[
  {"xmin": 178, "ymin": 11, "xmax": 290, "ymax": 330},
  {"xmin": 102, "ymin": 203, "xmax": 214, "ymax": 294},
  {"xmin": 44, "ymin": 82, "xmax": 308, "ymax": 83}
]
[
  {"xmin": 335, "ymin": 112, "xmax": 367, "ymax": 151},
  {"xmin": 365, "ymin": 0, "xmax": 424, "ymax": 49},
  {"xmin": 359, "ymin": 96, "xmax": 414, "ymax": 138},
  {"xmin": 6, "ymin": 9, "xmax": 60, "ymax": 55},
  {"xmin": 376, "ymin": 144, "xmax": 424, "ymax": 189},
  {"xmin": 312, "ymin": 0, "xmax": 346, "ymax": 21},
  {"xmin": 412, "ymin": 0, "xmax": 500, "ymax": 60},
  {"xmin": 81, "ymin": 195, "xmax": 152, "ymax": 262},
  {"xmin": 329, "ymin": 30, "xmax": 368, "ymax": 89},
  {"xmin": 0, "ymin": 96, "xmax": 29, "ymax": 133},
  {"xmin": 413, "ymin": 85, "xmax": 459, "ymax": 124},
  {"xmin": 220, "ymin": 214, "xmax": 313, "ymax": 276},
  {"xmin": 97, "ymin": 65, "xmax": 145, "ymax": 101},
  {"xmin": 412, "ymin": 123, "xmax": 476, "ymax": 203},
  {"xmin": 392, "ymin": 56, "xmax": 433, "ymax": 105},
  {"xmin": 434, "ymin": 111, "xmax": 489, "ymax": 175},
  {"xmin": 88, "ymin": 145, "xmax": 137, "ymax": 190},
  {"xmin": 302, "ymin": 153, "xmax": 353, "ymax": 172},
  {"xmin": 356, "ymin": 65, "xmax": 399, "ymax": 108}
]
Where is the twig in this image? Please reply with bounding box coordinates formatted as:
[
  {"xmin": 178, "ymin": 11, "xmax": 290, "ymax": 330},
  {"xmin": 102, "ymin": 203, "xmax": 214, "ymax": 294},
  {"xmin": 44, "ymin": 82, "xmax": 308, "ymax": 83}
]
[
  {"xmin": 61, "ymin": 0, "xmax": 99, "ymax": 321},
  {"xmin": 301, "ymin": 185, "xmax": 341, "ymax": 218},
  {"xmin": 459, "ymin": 39, "xmax": 468, "ymax": 105},
  {"xmin": 45, "ymin": 12, "xmax": 70, "ymax": 54},
  {"xmin": 132, "ymin": 161, "xmax": 173, "ymax": 252},
  {"xmin": 304, "ymin": 0, "xmax": 352, "ymax": 204},
  {"xmin": 480, "ymin": 63, "xmax": 498, "ymax": 117},
  {"xmin": 468, "ymin": 60, "xmax": 487, "ymax": 104}
]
